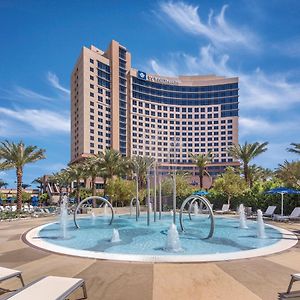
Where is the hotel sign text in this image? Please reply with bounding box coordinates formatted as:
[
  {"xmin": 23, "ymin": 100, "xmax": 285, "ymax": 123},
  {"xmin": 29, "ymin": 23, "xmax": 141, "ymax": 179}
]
[{"xmin": 137, "ymin": 70, "xmax": 180, "ymax": 85}]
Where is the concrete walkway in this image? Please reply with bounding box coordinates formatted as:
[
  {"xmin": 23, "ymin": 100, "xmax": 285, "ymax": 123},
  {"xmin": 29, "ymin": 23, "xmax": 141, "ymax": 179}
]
[{"xmin": 0, "ymin": 217, "xmax": 299, "ymax": 300}]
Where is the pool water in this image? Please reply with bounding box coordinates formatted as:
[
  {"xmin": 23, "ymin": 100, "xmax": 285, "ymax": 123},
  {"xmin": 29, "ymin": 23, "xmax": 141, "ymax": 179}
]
[{"xmin": 38, "ymin": 214, "xmax": 283, "ymax": 256}]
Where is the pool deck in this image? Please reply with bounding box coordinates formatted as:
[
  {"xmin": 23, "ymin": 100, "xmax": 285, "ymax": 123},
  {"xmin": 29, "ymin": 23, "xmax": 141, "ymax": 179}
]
[{"xmin": 0, "ymin": 216, "xmax": 299, "ymax": 300}]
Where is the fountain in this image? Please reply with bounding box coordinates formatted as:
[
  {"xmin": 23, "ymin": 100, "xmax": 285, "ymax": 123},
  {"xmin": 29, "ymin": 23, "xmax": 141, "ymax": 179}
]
[
  {"xmin": 194, "ymin": 202, "xmax": 199, "ymax": 215},
  {"xmin": 111, "ymin": 229, "xmax": 121, "ymax": 243},
  {"xmin": 60, "ymin": 196, "xmax": 68, "ymax": 239},
  {"xmin": 149, "ymin": 202, "xmax": 152, "ymax": 213},
  {"xmin": 91, "ymin": 211, "xmax": 96, "ymax": 225},
  {"xmin": 165, "ymin": 223, "xmax": 183, "ymax": 252},
  {"xmin": 257, "ymin": 209, "xmax": 267, "ymax": 239},
  {"xmin": 239, "ymin": 204, "xmax": 248, "ymax": 229},
  {"xmin": 103, "ymin": 203, "xmax": 108, "ymax": 217}
]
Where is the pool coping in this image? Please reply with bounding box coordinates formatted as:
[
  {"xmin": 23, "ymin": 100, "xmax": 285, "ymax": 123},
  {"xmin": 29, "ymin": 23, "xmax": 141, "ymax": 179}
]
[{"xmin": 24, "ymin": 218, "xmax": 298, "ymax": 263}]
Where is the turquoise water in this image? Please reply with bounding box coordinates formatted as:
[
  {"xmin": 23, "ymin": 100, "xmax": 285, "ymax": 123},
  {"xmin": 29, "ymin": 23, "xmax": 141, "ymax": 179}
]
[{"xmin": 38, "ymin": 214, "xmax": 282, "ymax": 256}]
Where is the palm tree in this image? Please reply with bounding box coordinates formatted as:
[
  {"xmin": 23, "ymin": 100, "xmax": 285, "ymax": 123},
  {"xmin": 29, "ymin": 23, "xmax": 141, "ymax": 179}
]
[
  {"xmin": 248, "ymin": 165, "xmax": 273, "ymax": 188},
  {"xmin": 276, "ymin": 160, "xmax": 300, "ymax": 188},
  {"xmin": 130, "ymin": 155, "xmax": 155, "ymax": 189},
  {"xmin": 0, "ymin": 180, "xmax": 8, "ymax": 189},
  {"xmin": 228, "ymin": 142, "xmax": 268, "ymax": 186},
  {"xmin": 32, "ymin": 176, "xmax": 44, "ymax": 196},
  {"xmin": 65, "ymin": 163, "xmax": 85, "ymax": 203},
  {"xmin": 51, "ymin": 171, "xmax": 70, "ymax": 203},
  {"xmin": 98, "ymin": 149, "xmax": 127, "ymax": 195},
  {"xmin": 0, "ymin": 141, "xmax": 45, "ymax": 210},
  {"xmin": 287, "ymin": 143, "xmax": 300, "ymax": 155},
  {"xmin": 83, "ymin": 156, "xmax": 101, "ymax": 196},
  {"xmin": 189, "ymin": 152, "xmax": 213, "ymax": 189}
]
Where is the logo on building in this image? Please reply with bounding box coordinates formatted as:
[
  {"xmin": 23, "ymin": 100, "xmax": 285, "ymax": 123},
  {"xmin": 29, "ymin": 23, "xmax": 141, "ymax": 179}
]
[{"xmin": 137, "ymin": 71, "xmax": 147, "ymax": 80}]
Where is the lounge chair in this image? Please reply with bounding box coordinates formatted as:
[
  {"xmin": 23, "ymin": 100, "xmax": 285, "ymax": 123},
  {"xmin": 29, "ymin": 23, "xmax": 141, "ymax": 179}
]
[
  {"xmin": 287, "ymin": 273, "xmax": 300, "ymax": 294},
  {"xmin": 1, "ymin": 276, "xmax": 87, "ymax": 300},
  {"xmin": 0, "ymin": 267, "xmax": 25, "ymax": 290},
  {"xmin": 215, "ymin": 204, "xmax": 230, "ymax": 214},
  {"xmin": 273, "ymin": 207, "xmax": 300, "ymax": 222},
  {"xmin": 263, "ymin": 206, "xmax": 277, "ymax": 218}
]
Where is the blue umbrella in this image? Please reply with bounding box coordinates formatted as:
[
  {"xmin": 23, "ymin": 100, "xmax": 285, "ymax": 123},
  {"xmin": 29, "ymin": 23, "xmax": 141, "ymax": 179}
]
[
  {"xmin": 193, "ymin": 190, "xmax": 209, "ymax": 196},
  {"xmin": 31, "ymin": 196, "xmax": 39, "ymax": 207},
  {"xmin": 266, "ymin": 187, "xmax": 300, "ymax": 216}
]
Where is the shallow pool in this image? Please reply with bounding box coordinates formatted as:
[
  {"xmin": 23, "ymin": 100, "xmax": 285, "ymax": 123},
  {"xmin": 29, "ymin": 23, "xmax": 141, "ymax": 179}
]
[{"xmin": 37, "ymin": 213, "xmax": 284, "ymax": 257}]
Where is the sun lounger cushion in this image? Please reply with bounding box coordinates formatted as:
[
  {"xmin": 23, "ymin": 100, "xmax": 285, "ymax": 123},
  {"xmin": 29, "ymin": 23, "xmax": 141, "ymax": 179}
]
[
  {"xmin": 2, "ymin": 276, "xmax": 85, "ymax": 300},
  {"xmin": 0, "ymin": 267, "xmax": 22, "ymax": 282}
]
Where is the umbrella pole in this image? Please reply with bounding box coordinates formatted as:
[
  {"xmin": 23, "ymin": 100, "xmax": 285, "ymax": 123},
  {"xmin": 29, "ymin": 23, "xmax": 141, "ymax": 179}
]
[{"xmin": 281, "ymin": 193, "xmax": 284, "ymax": 216}]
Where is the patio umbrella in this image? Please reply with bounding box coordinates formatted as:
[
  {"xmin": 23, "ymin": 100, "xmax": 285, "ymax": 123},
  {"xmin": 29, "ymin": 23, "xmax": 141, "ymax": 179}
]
[
  {"xmin": 266, "ymin": 187, "xmax": 300, "ymax": 216},
  {"xmin": 193, "ymin": 190, "xmax": 209, "ymax": 196}
]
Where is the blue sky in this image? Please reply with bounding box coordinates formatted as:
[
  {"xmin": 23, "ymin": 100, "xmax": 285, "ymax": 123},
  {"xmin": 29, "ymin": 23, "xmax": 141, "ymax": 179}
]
[{"xmin": 0, "ymin": 0, "xmax": 299, "ymax": 188}]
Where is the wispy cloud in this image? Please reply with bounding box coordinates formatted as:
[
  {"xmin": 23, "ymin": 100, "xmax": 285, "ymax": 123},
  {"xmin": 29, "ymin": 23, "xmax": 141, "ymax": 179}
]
[
  {"xmin": 157, "ymin": 2, "xmax": 257, "ymax": 50},
  {"xmin": 0, "ymin": 86, "xmax": 54, "ymax": 102},
  {"xmin": 148, "ymin": 44, "xmax": 300, "ymax": 109},
  {"xmin": 47, "ymin": 71, "xmax": 70, "ymax": 94},
  {"xmin": 0, "ymin": 107, "xmax": 70, "ymax": 135},
  {"xmin": 239, "ymin": 117, "xmax": 300, "ymax": 137}
]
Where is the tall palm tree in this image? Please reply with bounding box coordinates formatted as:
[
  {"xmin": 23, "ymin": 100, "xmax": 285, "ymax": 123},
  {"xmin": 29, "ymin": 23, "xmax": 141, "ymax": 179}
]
[
  {"xmin": 228, "ymin": 141, "xmax": 268, "ymax": 186},
  {"xmin": 0, "ymin": 141, "xmax": 46, "ymax": 210},
  {"xmin": 189, "ymin": 152, "xmax": 213, "ymax": 189},
  {"xmin": 287, "ymin": 143, "xmax": 300, "ymax": 155},
  {"xmin": 98, "ymin": 149, "xmax": 126, "ymax": 195}
]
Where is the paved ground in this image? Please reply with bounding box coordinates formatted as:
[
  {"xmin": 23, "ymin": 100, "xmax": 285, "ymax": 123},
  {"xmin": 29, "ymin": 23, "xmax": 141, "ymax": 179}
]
[{"xmin": 0, "ymin": 216, "xmax": 299, "ymax": 300}]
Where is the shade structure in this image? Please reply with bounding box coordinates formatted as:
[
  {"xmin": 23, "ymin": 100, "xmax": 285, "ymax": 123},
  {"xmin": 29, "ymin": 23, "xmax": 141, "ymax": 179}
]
[
  {"xmin": 193, "ymin": 190, "xmax": 209, "ymax": 196},
  {"xmin": 266, "ymin": 187, "xmax": 300, "ymax": 216}
]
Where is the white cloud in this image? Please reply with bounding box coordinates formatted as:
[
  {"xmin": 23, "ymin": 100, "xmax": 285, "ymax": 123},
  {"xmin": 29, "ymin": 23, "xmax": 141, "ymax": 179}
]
[
  {"xmin": 14, "ymin": 86, "xmax": 54, "ymax": 101},
  {"xmin": 158, "ymin": 2, "xmax": 257, "ymax": 49},
  {"xmin": 0, "ymin": 107, "xmax": 70, "ymax": 134},
  {"xmin": 47, "ymin": 72, "xmax": 70, "ymax": 95},
  {"xmin": 239, "ymin": 117, "xmax": 300, "ymax": 137},
  {"xmin": 148, "ymin": 44, "xmax": 300, "ymax": 109}
]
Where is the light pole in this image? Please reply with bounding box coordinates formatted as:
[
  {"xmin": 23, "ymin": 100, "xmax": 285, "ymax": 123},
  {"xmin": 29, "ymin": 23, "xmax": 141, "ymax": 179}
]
[
  {"xmin": 170, "ymin": 137, "xmax": 180, "ymax": 224},
  {"xmin": 153, "ymin": 162, "xmax": 157, "ymax": 222},
  {"xmin": 146, "ymin": 167, "xmax": 150, "ymax": 226},
  {"xmin": 158, "ymin": 172, "xmax": 162, "ymax": 220}
]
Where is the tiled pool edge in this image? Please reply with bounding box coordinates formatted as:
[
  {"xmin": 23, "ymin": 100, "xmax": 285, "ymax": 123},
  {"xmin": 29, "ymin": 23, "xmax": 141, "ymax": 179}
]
[{"xmin": 24, "ymin": 221, "xmax": 298, "ymax": 263}]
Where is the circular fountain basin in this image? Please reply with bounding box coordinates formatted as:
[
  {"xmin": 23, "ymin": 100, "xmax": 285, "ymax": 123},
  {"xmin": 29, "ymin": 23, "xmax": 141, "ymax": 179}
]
[{"xmin": 25, "ymin": 214, "xmax": 298, "ymax": 262}]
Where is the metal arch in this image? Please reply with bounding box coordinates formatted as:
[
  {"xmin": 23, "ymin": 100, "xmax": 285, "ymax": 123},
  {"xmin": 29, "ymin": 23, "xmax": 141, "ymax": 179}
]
[
  {"xmin": 130, "ymin": 197, "xmax": 140, "ymax": 220},
  {"xmin": 179, "ymin": 195, "xmax": 214, "ymax": 239},
  {"xmin": 73, "ymin": 196, "xmax": 114, "ymax": 229}
]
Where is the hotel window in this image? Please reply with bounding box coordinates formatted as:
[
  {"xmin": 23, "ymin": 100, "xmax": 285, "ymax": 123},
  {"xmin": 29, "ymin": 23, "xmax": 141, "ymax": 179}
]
[
  {"xmin": 90, "ymin": 76, "xmax": 94, "ymax": 80},
  {"xmin": 90, "ymin": 92, "xmax": 94, "ymax": 97},
  {"xmin": 90, "ymin": 58, "xmax": 94, "ymax": 64}
]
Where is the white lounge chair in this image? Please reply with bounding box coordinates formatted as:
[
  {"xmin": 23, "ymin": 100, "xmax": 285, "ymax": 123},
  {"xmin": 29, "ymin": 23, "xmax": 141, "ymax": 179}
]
[
  {"xmin": 215, "ymin": 204, "xmax": 230, "ymax": 214},
  {"xmin": 287, "ymin": 273, "xmax": 300, "ymax": 293},
  {"xmin": 1, "ymin": 276, "xmax": 87, "ymax": 300},
  {"xmin": 0, "ymin": 267, "xmax": 25, "ymax": 290},
  {"xmin": 273, "ymin": 207, "xmax": 300, "ymax": 222},
  {"xmin": 263, "ymin": 206, "xmax": 277, "ymax": 218}
]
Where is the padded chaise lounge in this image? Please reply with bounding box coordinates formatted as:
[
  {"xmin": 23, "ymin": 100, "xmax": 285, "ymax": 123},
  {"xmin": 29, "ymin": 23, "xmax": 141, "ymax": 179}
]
[
  {"xmin": 263, "ymin": 205, "xmax": 277, "ymax": 218},
  {"xmin": 0, "ymin": 267, "xmax": 25, "ymax": 290},
  {"xmin": 1, "ymin": 276, "xmax": 87, "ymax": 300}
]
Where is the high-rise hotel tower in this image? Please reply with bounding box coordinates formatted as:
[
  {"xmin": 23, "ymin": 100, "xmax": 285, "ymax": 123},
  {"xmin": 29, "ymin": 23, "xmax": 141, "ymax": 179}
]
[{"xmin": 71, "ymin": 40, "xmax": 239, "ymax": 180}]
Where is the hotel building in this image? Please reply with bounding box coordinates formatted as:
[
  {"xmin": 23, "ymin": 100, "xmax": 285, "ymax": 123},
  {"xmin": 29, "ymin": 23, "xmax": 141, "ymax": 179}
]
[{"xmin": 71, "ymin": 40, "xmax": 239, "ymax": 182}]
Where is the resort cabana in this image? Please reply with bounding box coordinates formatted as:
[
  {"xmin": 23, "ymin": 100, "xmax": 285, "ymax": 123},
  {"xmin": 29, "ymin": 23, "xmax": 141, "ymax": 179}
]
[{"xmin": 266, "ymin": 187, "xmax": 300, "ymax": 216}]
